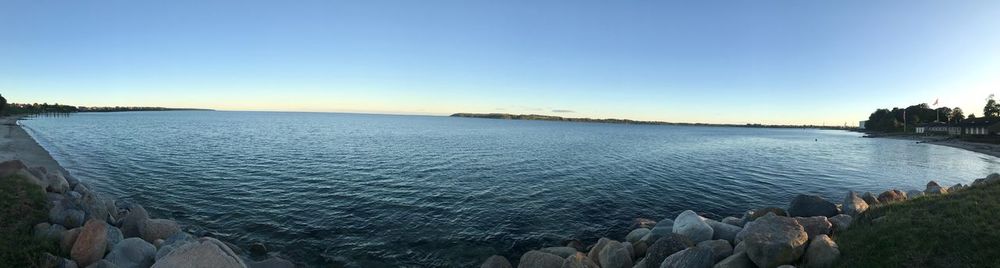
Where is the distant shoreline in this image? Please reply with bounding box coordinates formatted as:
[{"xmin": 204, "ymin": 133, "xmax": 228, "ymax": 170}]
[
  {"xmin": 867, "ymin": 133, "xmax": 1000, "ymax": 159},
  {"xmin": 451, "ymin": 113, "xmax": 855, "ymax": 130}
]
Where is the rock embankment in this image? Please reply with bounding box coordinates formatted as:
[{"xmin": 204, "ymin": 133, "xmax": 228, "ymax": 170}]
[
  {"xmin": 2, "ymin": 159, "xmax": 296, "ymax": 268},
  {"xmin": 482, "ymin": 174, "xmax": 996, "ymax": 268}
]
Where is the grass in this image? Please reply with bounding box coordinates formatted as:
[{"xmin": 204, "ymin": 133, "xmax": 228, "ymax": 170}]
[
  {"xmin": 0, "ymin": 174, "xmax": 57, "ymax": 267},
  {"xmin": 836, "ymin": 181, "xmax": 1000, "ymax": 268}
]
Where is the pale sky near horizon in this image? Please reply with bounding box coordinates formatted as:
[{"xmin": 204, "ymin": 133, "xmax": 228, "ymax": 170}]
[{"xmin": 2, "ymin": 1, "xmax": 1000, "ymax": 125}]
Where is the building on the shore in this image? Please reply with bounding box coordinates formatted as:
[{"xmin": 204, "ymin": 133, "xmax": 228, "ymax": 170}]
[
  {"xmin": 859, "ymin": 120, "xmax": 867, "ymax": 130},
  {"xmin": 962, "ymin": 119, "xmax": 1000, "ymax": 136}
]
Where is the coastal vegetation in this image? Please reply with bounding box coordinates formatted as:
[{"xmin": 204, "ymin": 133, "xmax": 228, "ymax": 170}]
[
  {"xmin": 863, "ymin": 95, "xmax": 1000, "ymax": 132},
  {"xmin": 0, "ymin": 173, "xmax": 57, "ymax": 267},
  {"xmin": 0, "ymin": 95, "xmax": 211, "ymax": 115},
  {"xmin": 451, "ymin": 113, "xmax": 853, "ymax": 129}
]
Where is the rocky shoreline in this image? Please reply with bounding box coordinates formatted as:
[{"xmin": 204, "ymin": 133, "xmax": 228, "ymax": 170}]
[
  {"xmin": 481, "ymin": 175, "xmax": 997, "ymax": 268},
  {"xmin": 1, "ymin": 116, "xmax": 294, "ymax": 268}
]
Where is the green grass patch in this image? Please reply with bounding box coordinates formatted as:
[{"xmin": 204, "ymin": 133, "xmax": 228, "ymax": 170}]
[
  {"xmin": 0, "ymin": 175, "xmax": 57, "ymax": 267},
  {"xmin": 836, "ymin": 182, "xmax": 1000, "ymax": 268}
]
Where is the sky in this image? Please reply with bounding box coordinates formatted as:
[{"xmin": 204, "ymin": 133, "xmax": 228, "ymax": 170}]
[{"xmin": 2, "ymin": 0, "xmax": 1000, "ymax": 125}]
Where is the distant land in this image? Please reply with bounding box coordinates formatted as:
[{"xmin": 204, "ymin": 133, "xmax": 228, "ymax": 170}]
[{"xmin": 451, "ymin": 113, "xmax": 855, "ymax": 129}]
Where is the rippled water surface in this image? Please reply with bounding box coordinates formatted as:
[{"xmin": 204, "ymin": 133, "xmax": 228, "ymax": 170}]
[{"xmin": 21, "ymin": 111, "xmax": 1000, "ymax": 267}]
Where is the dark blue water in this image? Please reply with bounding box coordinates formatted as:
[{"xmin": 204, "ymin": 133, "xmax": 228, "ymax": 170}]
[{"xmin": 20, "ymin": 111, "xmax": 1000, "ymax": 267}]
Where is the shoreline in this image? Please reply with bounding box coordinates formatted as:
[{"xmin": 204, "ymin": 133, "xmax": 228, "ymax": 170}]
[
  {"xmin": 1, "ymin": 115, "xmax": 294, "ymax": 268},
  {"xmin": 870, "ymin": 133, "xmax": 1000, "ymax": 159}
]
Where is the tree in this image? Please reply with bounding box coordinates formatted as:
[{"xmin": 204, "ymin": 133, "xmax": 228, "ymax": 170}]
[
  {"xmin": 951, "ymin": 107, "xmax": 965, "ymax": 123},
  {"xmin": 0, "ymin": 93, "xmax": 6, "ymax": 115},
  {"xmin": 985, "ymin": 94, "xmax": 1000, "ymax": 118},
  {"xmin": 969, "ymin": 113, "xmax": 977, "ymax": 119}
]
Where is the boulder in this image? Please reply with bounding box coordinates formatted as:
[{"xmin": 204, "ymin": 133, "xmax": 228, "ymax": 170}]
[
  {"xmin": 644, "ymin": 233, "xmax": 694, "ymax": 268},
  {"xmin": 598, "ymin": 240, "xmax": 633, "ymax": 268},
  {"xmin": 39, "ymin": 252, "xmax": 77, "ymax": 268},
  {"xmin": 249, "ymin": 242, "xmax": 268, "ymax": 256},
  {"xmin": 905, "ymin": 189, "xmax": 923, "ymax": 198},
  {"xmin": 540, "ymin": 247, "xmax": 578, "ymax": 259},
  {"xmin": 631, "ymin": 240, "xmax": 649, "ymax": 259},
  {"xmin": 87, "ymin": 259, "xmax": 118, "ymax": 268},
  {"xmin": 247, "ymin": 257, "xmax": 296, "ymax": 268},
  {"xmin": 139, "ymin": 219, "xmax": 180, "ymax": 243},
  {"xmin": 51, "ymin": 207, "xmax": 87, "ymax": 229},
  {"xmin": 518, "ymin": 250, "xmax": 565, "ymax": 268},
  {"xmin": 627, "ymin": 228, "xmax": 651, "ymax": 243},
  {"xmin": 788, "ymin": 195, "xmax": 838, "ymax": 217},
  {"xmin": 705, "ymin": 220, "xmax": 741, "ymax": 244},
  {"xmin": 587, "ymin": 238, "xmax": 612, "ymax": 264},
  {"xmin": 924, "ymin": 181, "xmax": 948, "ymax": 195},
  {"xmin": 877, "ymin": 190, "xmax": 907, "ymax": 203},
  {"xmin": 104, "ymin": 238, "xmax": 156, "ymax": 268},
  {"xmin": 622, "ymin": 242, "xmax": 635, "ymax": 260},
  {"xmin": 45, "ymin": 172, "xmax": 70, "ymax": 193},
  {"xmin": 0, "ymin": 159, "xmax": 29, "ymax": 176},
  {"xmin": 749, "ymin": 207, "xmax": 788, "ymax": 221},
  {"xmin": 721, "ymin": 216, "xmax": 743, "ymax": 227},
  {"xmin": 633, "ymin": 258, "xmax": 647, "ymax": 268},
  {"xmin": 151, "ymin": 237, "xmax": 247, "ymax": 268},
  {"xmin": 803, "ymin": 235, "xmax": 839, "ymax": 268},
  {"xmin": 987, "ymin": 173, "xmax": 1000, "ymax": 183},
  {"xmin": 842, "ymin": 191, "xmax": 868, "ymax": 216},
  {"xmin": 697, "ymin": 239, "xmax": 733, "ymax": 263},
  {"xmin": 828, "ymin": 214, "xmax": 852, "ymax": 233},
  {"xmin": 481, "ymin": 255, "xmax": 513, "ymax": 268},
  {"xmin": 561, "ymin": 252, "xmax": 598, "ymax": 268},
  {"xmin": 106, "ymin": 226, "xmax": 124, "ymax": 254},
  {"xmin": 642, "ymin": 219, "xmax": 674, "ymax": 243},
  {"xmin": 62, "ymin": 227, "xmax": 83, "ymax": 253},
  {"xmin": 566, "ymin": 240, "xmax": 586, "ymax": 252},
  {"xmin": 793, "ymin": 216, "xmax": 832, "ymax": 239},
  {"xmin": 71, "ymin": 219, "xmax": 109, "ymax": 267},
  {"xmin": 712, "ymin": 251, "xmax": 755, "ymax": 268},
  {"xmin": 80, "ymin": 194, "xmax": 110, "ymax": 222},
  {"xmin": 673, "ymin": 210, "xmax": 714, "ymax": 243},
  {"xmin": 155, "ymin": 232, "xmax": 196, "ymax": 260},
  {"xmin": 121, "ymin": 205, "xmax": 149, "ymax": 238},
  {"xmin": 659, "ymin": 246, "xmax": 714, "ymax": 268},
  {"xmin": 950, "ymin": 183, "xmax": 965, "ymax": 192},
  {"xmin": 861, "ymin": 192, "xmax": 880, "ymax": 206},
  {"xmin": 741, "ymin": 214, "xmax": 809, "ymax": 268}
]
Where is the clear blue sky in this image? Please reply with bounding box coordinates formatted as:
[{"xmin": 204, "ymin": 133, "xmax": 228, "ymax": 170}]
[{"xmin": 3, "ymin": 0, "xmax": 1000, "ymax": 125}]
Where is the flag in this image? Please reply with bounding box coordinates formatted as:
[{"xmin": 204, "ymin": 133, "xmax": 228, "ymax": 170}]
[{"xmin": 933, "ymin": 98, "xmax": 939, "ymax": 106}]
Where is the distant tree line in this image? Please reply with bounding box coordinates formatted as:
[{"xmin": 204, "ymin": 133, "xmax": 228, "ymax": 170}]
[
  {"xmin": 451, "ymin": 113, "xmax": 852, "ymax": 129},
  {"xmin": 864, "ymin": 95, "xmax": 1000, "ymax": 132},
  {"xmin": 0, "ymin": 93, "xmax": 210, "ymax": 116}
]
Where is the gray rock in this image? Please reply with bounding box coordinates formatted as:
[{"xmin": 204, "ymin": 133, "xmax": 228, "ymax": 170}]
[
  {"xmin": 788, "ymin": 195, "xmax": 838, "ymax": 217},
  {"xmin": 86, "ymin": 259, "xmax": 119, "ymax": 268},
  {"xmin": 803, "ymin": 234, "xmax": 839, "ymax": 268},
  {"xmin": 644, "ymin": 233, "xmax": 694, "ymax": 268},
  {"xmin": 518, "ymin": 250, "xmax": 565, "ymax": 268},
  {"xmin": 712, "ymin": 251, "xmax": 755, "ymax": 268},
  {"xmin": 121, "ymin": 205, "xmax": 149, "ymax": 238},
  {"xmin": 598, "ymin": 240, "xmax": 633, "ymax": 268},
  {"xmin": 51, "ymin": 207, "xmax": 87, "ymax": 229},
  {"xmin": 642, "ymin": 219, "xmax": 674, "ymax": 243},
  {"xmin": 151, "ymin": 237, "xmax": 247, "ymax": 268},
  {"xmin": 561, "ymin": 252, "xmax": 598, "ymax": 268},
  {"xmin": 697, "ymin": 239, "xmax": 733, "ymax": 262},
  {"xmin": 842, "ymin": 191, "xmax": 868, "ymax": 216},
  {"xmin": 139, "ymin": 219, "xmax": 180, "ymax": 243},
  {"xmin": 741, "ymin": 214, "xmax": 809, "ymax": 268},
  {"xmin": 622, "ymin": 242, "xmax": 635, "ymax": 260},
  {"xmin": 659, "ymin": 246, "xmax": 714, "ymax": 268},
  {"xmin": 540, "ymin": 247, "xmax": 578, "ymax": 259},
  {"xmin": 155, "ymin": 232, "xmax": 196, "ymax": 260},
  {"xmin": 793, "ymin": 216, "xmax": 832, "ymax": 239},
  {"xmin": 924, "ymin": 181, "xmax": 948, "ymax": 195},
  {"xmin": 861, "ymin": 192, "xmax": 880, "ymax": 206},
  {"xmin": 247, "ymin": 255, "xmax": 294, "ymax": 268},
  {"xmin": 632, "ymin": 258, "xmax": 646, "ymax": 268},
  {"xmin": 705, "ymin": 220, "xmax": 741, "ymax": 244},
  {"xmin": 249, "ymin": 242, "xmax": 268, "ymax": 256},
  {"xmin": 631, "ymin": 240, "xmax": 648, "ymax": 259},
  {"xmin": 627, "ymin": 228, "xmax": 651, "ymax": 243},
  {"xmin": 104, "ymin": 238, "xmax": 156, "ymax": 268},
  {"xmin": 673, "ymin": 210, "xmax": 714, "ymax": 243},
  {"xmin": 950, "ymin": 183, "xmax": 965, "ymax": 192},
  {"xmin": 828, "ymin": 214, "xmax": 852, "ymax": 233},
  {"xmin": 587, "ymin": 238, "xmax": 612, "ymax": 265},
  {"xmin": 46, "ymin": 172, "xmax": 70, "ymax": 193},
  {"xmin": 721, "ymin": 216, "xmax": 744, "ymax": 227},
  {"xmin": 247, "ymin": 257, "xmax": 296, "ymax": 268},
  {"xmin": 906, "ymin": 190, "xmax": 924, "ymax": 199},
  {"xmin": 749, "ymin": 207, "xmax": 788, "ymax": 221},
  {"xmin": 106, "ymin": 226, "xmax": 124, "ymax": 254}
]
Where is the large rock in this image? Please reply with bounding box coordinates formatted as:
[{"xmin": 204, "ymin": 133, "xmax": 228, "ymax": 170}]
[
  {"xmin": 104, "ymin": 238, "xmax": 156, "ymax": 268},
  {"xmin": 906, "ymin": 190, "xmax": 924, "ymax": 199},
  {"xmin": 45, "ymin": 172, "xmax": 70, "ymax": 193},
  {"xmin": 627, "ymin": 228, "xmax": 651, "ymax": 243},
  {"xmin": 642, "ymin": 219, "xmax": 674, "ymax": 243},
  {"xmin": 788, "ymin": 195, "xmax": 838, "ymax": 217},
  {"xmin": 247, "ymin": 257, "xmax": 296, "ymax": 268},
  {"xmin": 139, "ymin": 219, "xmax": 180, "ymax": 243},
  {"xmin": 861, "ymin": 192, "xmax": 880, "ymax": 206},
  {"xmin": 540, "ymin": 247, "xmax": 578, "ymax": 259},
  {"xmin": 793, "ymin": 216, "xmax": 832, "ymax": 239},
  {"xmin": 155, "ymin": 232, "xmax": 196, "ymax": 260},
  {"xmin": 877, "ymin": 190, "xmax": 907, "ymax": 203},
  {"xmin": 828, "ymin": 214, "xmax": 852, "ymax": 233},
  {"xmin": 644, "ymin": 233, "xmax": 694, "ymax": 268},
  {"xmin": 659, "ymin": 246, "xmax": 714, "ymax": 268},
  {"xmin": 151, "ymin": 237, "xmax": 246, "ymax": 268},
  {"xmin": 518, "ymin": 250, "xmax": 565, "ymax": 268},
  {"xmin": 712, "ymin": 251, "xmax": 755, "ymax": 268},
  {"xmin": 121, "ymin": 205, "xmax": 150, "ymax": 238},
  {"xmin": 598, "ymin": 240, "xmax": 632, "ymax": 268},
  {"xmin": 950, "ymin": 183, "xmax": 966, "ymax": 192},
  {"xmin": 587, "ymin": 238, "xmax": 612, "ymax": 265},
  {"xmin": 80, "ymin": 193, "xmax": 110, "ymax": 222},
  {"xmin": 106, "ymin": 226, "xmax": 124, "ymax": 254},
  {"xmin": 705, "ymin": 220, "xmax": 742, "ymax": 244},
  {"xmin": 749, "ymin": 207, "xmax": 788, "ymax": 221},
  {"xmin": 697, "ymin": 239, "xmax": 733, "ymax": 263},
  {"xmin": 561, "ymin": 252, "xmax": 598, "ymax": 268},
  {"xmin": 803, "ymin": 235, "xmax": 839, "ymax": 268},
  {"xmin": 741, "ymin": 214, "xmax": 809, "ymax": 268},
  {"xmin": 721, "ymin": 216, "xmax": 744, "ymax": 227},
  {"xmin": 71, "ymin": 219, "xmax": 109, "ymax": 267},
  {"xmin": 673, "ymin": 210, "xmax": 714, "ymax": 243},
  {"xmin": 842, "ymin": 191, "xmax": 868, "ymax": 216},
  {"xmin": 924, "ymin": 181, "xmax": 948, "ymax": 195},
  {"xmin": 50, "ymin": 206, "xmax": 86, "ymax": 229},
  {"xmin": 62, "ymin": 227, "xmax": 83, "ymax": 253},
  {"xmin": 87, "ymin": 259, "xmax": 118, "ymax": 268}
]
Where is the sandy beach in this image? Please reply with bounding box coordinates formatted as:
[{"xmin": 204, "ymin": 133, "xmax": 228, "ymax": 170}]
[{"xmin": 0, "ymin": 116, "xmax": 73, "ymax": 176}]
